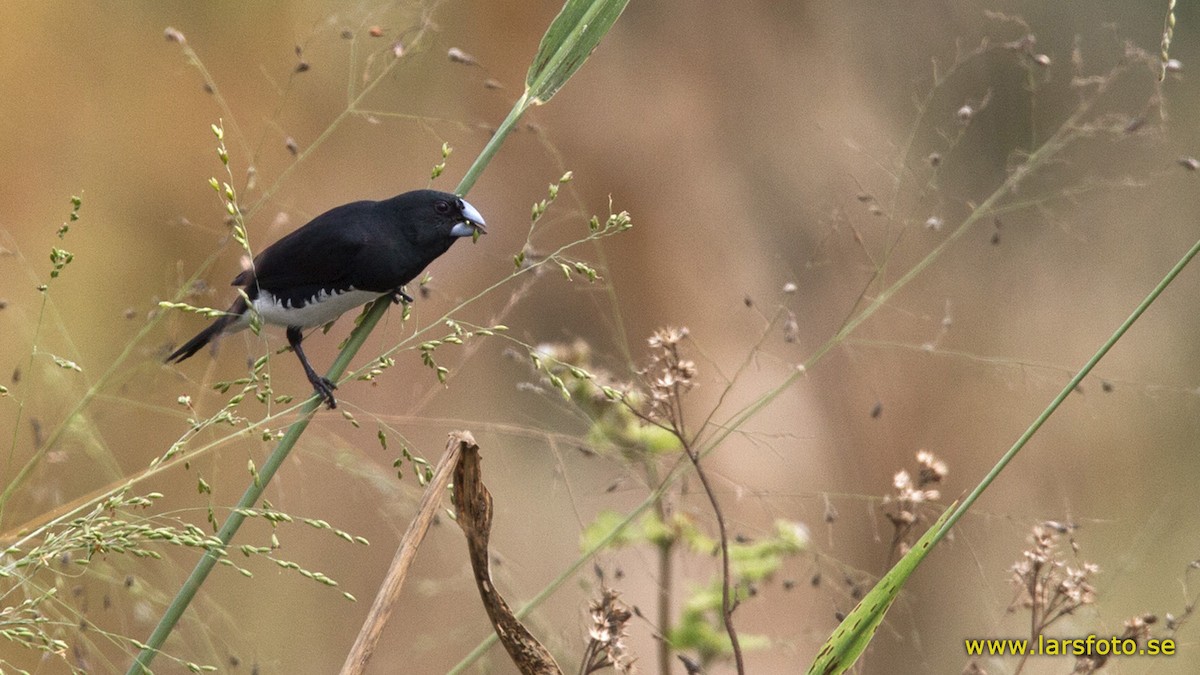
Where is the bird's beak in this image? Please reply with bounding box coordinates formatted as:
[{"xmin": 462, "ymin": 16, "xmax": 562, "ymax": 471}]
[{"xmin": 450, "ymin": 199, "xmax": 487, "ymax": 238}]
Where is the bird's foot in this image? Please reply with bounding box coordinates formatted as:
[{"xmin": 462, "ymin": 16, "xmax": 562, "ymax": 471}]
[
  {"xmin": 389, "ymin": 289, "xmax": 414, "ymax": 305},
  {"xmin": 312, "ymin": 376, "xmax": 339, "ymax": 409}
]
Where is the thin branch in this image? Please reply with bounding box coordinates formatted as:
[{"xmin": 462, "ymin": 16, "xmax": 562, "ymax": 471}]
[
  {"xmin": 340, "ymin": 433, "xmax": 467, "ymax": 675},
  {"xmin": 682, "ymin": 438, "xmax": 743, "ymax": 674}
]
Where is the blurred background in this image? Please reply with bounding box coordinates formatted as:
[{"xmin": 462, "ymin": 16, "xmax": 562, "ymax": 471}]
[{"xmin": 2, "ymin": 1, "xmax": 1199, "ymax": 673}]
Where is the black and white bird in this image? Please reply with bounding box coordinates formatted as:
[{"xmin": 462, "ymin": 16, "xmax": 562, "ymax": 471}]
[{"xmin": 166, "ymin": 189, "xmax": 486, "ymax": 409}]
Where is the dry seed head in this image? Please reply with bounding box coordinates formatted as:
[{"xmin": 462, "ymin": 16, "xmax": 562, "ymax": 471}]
[
  {"xmin": 915, "ymin": 449, "xmax": 948, "ymax": 484},
  {"xmin": 648, "ymin": 326, "xmax": 688, "ymax": 349},
  {"xmin": 447, "ymin": 47, "xmax": 476, "ymax": 65},
  {"xmin": 586, "ymin": 588, "xmax": 635, "ymax": 673}
]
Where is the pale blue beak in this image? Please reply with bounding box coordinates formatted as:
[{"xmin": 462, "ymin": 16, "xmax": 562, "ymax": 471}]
[{"xmin": 450, "ymin": 199, "xmax": 486, "ymax": 237}]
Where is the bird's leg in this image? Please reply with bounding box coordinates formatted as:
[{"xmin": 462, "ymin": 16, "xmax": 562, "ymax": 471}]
[
  {"xmin": 389, "ymin": 288, "xmax": 414, "ymax": 305},
  {"xmin": 286, "ymin": 326, "xmax": 337, "ymax": 409}
]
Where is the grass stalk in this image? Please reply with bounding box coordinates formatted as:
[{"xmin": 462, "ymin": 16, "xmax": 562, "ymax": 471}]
[{"xmin": 931, "ymin": 230, "xmax": 1200, "ymax": 545}]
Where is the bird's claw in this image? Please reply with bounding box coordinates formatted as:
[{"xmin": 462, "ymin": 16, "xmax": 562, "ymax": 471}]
[
  {"xmin": 313, "ymin": 376, "xmax": 338, "ymax": 409},
  {"xmin": 390, "ymin": 289, "xmax": 414, "ymax": 305}
]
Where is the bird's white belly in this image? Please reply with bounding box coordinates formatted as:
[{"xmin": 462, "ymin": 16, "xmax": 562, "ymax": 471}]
[{"xmin": 248, "ymin": 288, "xmax": 385, "ymax": 329}]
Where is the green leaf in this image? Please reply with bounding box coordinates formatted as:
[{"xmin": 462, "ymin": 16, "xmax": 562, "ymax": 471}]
[
  {"xmin": 579, "ymin": 509, "xmax": 639, "ymax": 550},
  {"xmin": 807, "ymin": 504, "xmax": 955, "ymax": 675},
  {"xmin": 526, "ymin": 0, "xmax": 630, "ymax": 104}
]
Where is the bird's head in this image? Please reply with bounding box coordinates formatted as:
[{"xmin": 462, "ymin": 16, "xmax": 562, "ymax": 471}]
[{"xmin": 388, "ymin": 189, "xmax": 487, "ymax": 249}]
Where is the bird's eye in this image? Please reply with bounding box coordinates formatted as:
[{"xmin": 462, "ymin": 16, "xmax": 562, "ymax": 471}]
[{"xmin": 434, "ymin": 200, "xmax": 451, "ymax": 214}]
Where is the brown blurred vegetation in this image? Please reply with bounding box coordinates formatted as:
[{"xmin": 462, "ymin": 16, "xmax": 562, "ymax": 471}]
[{"xmin": 2, "ymin": 1, "xmax": 1200, "ymax": 673}]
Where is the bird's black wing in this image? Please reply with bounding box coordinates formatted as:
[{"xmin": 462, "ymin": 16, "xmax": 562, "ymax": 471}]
[{"xmin": 234, "ymin": 201, "xmax": 376, "ymax": 295}]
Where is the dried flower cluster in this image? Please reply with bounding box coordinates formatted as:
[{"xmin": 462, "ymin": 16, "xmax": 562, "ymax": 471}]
[
  {"xmin": 581, "ymin": 588, "xmax": 635, "ymax": 674},
  {"xmin": 1009, "ymin": 522, "xmax": 1098, "ymax": 631},
  {"xmin": 643, "ymin": 327, "xmax": 696, "ymax": 430},
  {"xmin": 1066, "ymin": 613, "xmax": 1158, "ymax": 673},
  {"xmin": 915, "ymin": 449, "xmax": 949, "ymax": 487},
  {"xmin": 882, "ymin": 450, "xmax": 949, "ymax": 558}
]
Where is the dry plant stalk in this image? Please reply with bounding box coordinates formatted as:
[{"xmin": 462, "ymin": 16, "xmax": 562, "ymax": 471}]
[
  {"xmin": 635, "ymin": 327, "xmax": 744, "ymax": 673},
  {"xmin": 339, "ymin": 432, "xmax": 470, "ymax": 675},
  {"xmin": 453, "ymin": 433, "xmax": 562, "ymax": 674}
]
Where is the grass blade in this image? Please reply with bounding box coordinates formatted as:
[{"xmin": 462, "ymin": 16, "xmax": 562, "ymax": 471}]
[
  {"xmin": 807, "ymin": 506, "xmax": 955, "ymax": 675},
  {"xmin": 527, "ymin": 0, "xmax": 629, "ymax": 104}
]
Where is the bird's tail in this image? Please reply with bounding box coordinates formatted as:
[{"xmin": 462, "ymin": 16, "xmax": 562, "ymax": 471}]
[{"xmin": 164, "ymin": 298, "xmax": 247, "ymax": 364}]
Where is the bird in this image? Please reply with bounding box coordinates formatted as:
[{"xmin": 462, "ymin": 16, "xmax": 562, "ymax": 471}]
[{"xmin": 165, "ymin": 189, "xmax": 486, "ymax": 409}]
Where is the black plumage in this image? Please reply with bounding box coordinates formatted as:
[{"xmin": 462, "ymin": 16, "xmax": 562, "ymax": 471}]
[{"xmin": 166, "ymin": 189, "xmax": 486, "ymax": 408}]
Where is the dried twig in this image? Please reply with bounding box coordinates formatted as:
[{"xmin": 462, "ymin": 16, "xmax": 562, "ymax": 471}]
[
  {"xmin": 454, "ymin": 434, "xmax": 562, "ymax": 674},
  {"xmin": 340, "ymin": 432, "xmax": 469, "ymax": 675}
]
